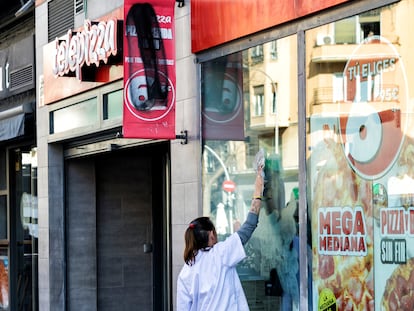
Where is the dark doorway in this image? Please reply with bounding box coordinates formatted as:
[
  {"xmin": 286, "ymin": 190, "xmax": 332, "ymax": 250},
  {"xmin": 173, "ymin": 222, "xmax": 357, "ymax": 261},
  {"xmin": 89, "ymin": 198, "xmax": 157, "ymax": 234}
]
[
  {"xmin": 8, "ymin": 147, "xmax": 38, "ymax": 311},
  {"xmin": 65, "ymin": 142, "xmax": 169, "ymax": 311}
]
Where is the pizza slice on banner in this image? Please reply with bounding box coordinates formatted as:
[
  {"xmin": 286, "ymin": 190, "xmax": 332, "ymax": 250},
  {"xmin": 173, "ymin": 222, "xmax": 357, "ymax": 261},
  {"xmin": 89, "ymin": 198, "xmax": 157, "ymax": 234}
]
[{"xmin": 310, "ymin": 134, "xmax": 374, "ymax": 311}]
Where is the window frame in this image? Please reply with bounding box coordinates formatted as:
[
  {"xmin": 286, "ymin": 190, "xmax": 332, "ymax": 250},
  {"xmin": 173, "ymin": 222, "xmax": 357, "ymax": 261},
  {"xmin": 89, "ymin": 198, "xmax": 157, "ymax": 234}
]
[{"xmin": 47, "ymin": 79, "xmax": 123, "ymax": 142}]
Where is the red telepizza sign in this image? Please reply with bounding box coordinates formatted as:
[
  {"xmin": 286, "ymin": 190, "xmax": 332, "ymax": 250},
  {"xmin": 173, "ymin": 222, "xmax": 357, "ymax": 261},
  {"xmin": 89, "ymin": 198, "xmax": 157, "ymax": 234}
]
[
  {"xmin": 123, "ymin": 0, "xmax": 176, "ymax": 139},
  {"xmin": 52, "ymin": 19, "xmax": 119, "ymax": 81}
]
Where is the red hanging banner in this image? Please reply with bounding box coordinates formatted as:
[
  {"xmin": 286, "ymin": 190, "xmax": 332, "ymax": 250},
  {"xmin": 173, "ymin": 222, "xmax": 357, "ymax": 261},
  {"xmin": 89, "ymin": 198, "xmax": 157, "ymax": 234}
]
[
  {"xmin": 123, "ymin": 0, "xmax": 176, "ymax": 139},
  {"xmin": 202, "ymin": 53, "xmax": 245, "ymax": 141}
]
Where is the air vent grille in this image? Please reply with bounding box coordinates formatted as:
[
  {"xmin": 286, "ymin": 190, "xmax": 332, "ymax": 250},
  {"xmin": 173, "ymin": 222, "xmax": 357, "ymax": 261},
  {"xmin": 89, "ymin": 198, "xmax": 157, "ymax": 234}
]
[
  {"xmin": 10, "ymin": 65, "xmax": 34, "ymax": 91},
  {"xmin": 48, "ymin": 0, "xmax": 74, "ymax": 42},
  {"xmin": 75, "ymin": 0, "xmax": 84, "ymax": 14}
]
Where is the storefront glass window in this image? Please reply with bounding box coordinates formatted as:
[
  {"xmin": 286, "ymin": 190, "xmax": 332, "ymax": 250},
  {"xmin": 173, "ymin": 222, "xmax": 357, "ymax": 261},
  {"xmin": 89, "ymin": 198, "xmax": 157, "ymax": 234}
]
[
  {"xmin": 103, "ymin": 89, "xmax": 123, "ymax": 120},
  {"xmin": 202, "ymin": 34, "xmax": 299, "ymax": 310},
  {"xmin": 306, "ymin": 2, "xmax": 413, "ymax": 310},
  {"xmin": 14, "ymin": 148, "xmax": 38, "ymax": 310},
  {"xmin": 50, "ymin": 97, "xmax": 98, "ymax": 134}
]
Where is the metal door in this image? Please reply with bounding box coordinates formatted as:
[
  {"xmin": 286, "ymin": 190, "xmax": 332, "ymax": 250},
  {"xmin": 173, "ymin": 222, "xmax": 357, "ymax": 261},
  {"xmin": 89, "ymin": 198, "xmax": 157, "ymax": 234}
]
[{"xmin": 9, "ymin": 148, "xmax": 38, "ymax": 311}]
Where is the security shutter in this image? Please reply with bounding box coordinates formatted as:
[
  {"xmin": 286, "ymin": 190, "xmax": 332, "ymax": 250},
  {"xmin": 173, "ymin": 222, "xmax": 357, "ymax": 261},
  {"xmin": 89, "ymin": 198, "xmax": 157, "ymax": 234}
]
[{"xmin": 48, "ymin": 0, "xmax": 74, "ymax": 42}]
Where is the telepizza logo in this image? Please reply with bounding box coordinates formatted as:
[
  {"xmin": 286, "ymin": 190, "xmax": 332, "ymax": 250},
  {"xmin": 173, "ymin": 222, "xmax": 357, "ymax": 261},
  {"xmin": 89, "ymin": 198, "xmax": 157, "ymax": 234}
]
[
  {"xmin": 52, "ymin": 19, "xmax": 118, "ymax": 81},
  {"xmin": 339, "ymin": 36, "xmax": 409, "ymax": 179}
]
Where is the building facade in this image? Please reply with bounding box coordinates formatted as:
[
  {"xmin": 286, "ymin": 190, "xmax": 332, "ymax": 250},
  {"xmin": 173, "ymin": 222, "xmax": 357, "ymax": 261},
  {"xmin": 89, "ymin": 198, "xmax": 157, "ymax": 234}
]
[
  {"xmin": 35, "ymin": 0, "xmax": 197, "ymax": 310},
  {"xmin": 0, "ymin": 0, "xmax": 411, "ymax": 310},
  {"xmin": 0, "ymin": 2, "xmax": 37, "ymax": 310}
]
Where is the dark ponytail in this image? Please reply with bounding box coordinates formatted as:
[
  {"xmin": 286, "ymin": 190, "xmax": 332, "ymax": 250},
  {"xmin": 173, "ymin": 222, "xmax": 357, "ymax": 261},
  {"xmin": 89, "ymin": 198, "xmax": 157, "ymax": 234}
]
[{"xmin": 183, "ymin": 217, "xmax": 215, "ymax": 265}]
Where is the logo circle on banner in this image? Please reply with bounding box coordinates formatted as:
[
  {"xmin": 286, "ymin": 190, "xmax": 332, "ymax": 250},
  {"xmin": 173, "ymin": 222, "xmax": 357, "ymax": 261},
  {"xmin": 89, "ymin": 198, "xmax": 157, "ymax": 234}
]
[
  {"xmin": 339, "ymin": 35, "xmax": 410, "ymax": 179},
  {"xmin": 124, "ymin": 69, "xmax": 175, "ymax": 122},
  {"xmin": 202, "ymin": 73, "xmax": 243, "ymax": 124}
]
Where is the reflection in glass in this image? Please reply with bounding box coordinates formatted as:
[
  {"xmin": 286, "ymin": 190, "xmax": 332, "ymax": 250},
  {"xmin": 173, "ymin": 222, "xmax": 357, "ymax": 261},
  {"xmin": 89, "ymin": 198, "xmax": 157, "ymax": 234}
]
[
  {"xmin": 103, "ymin": 89, "xmax": 123, "ymax": 120},
  {"xmin": 202, "ymin": 35, "xmax": 299, "ymax": 310}
]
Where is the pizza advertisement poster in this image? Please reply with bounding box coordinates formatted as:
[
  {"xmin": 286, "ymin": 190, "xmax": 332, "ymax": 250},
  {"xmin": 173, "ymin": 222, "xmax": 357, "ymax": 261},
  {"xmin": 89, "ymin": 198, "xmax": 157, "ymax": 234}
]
[
  {"xmin": 123, "ymin": 0, "xmax": 176, "ymax": 139},
  {"xmin": 309, "ymin": 115, "xmax": 375, "ymax": 311},
  {"xmin": 373, "ymin": 138, "xmax": 414, "ymax": 311},
  {"xmin": 0, "ymin": 256, "xmax": 8, "ymax": 309},
  {"xmin": 309, "ymin": 35, "xmax": 414, "ymax": 311}
]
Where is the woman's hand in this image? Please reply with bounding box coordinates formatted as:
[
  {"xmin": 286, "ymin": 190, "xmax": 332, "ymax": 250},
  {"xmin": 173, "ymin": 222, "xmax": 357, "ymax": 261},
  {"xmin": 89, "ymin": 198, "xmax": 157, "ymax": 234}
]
[{"xmin": 250, "ymin": 165, "xmax": 264, "ymax": 215}]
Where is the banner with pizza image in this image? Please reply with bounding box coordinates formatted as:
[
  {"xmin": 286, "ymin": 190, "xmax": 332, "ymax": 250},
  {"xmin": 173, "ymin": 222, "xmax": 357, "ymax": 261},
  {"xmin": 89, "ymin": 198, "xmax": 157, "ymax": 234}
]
[
  {"xmin": 309, "ymin": 35, "xmax": 414, "ymax": 311},
  {"xmin": 373, "ymin": 160, "xmax": 414, "ymax": 311},
  {"xmin": 123, "ymin": 0, "xmax": 176, "ymax": 139},
  {"xmin": 309, "ymin": 116, "xmax": 375, "ymax": 310}
]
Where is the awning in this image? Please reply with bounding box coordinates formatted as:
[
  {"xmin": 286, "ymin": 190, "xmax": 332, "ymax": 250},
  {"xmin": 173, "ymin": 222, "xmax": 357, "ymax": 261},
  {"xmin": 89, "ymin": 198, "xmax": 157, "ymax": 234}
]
[
  {"xmin": 0, "ymin": 103, "xmax": 32, "ymax": 141},
  {"xmin": 0, "ymin": 113, "xmax": 25, "ymax": 141}
]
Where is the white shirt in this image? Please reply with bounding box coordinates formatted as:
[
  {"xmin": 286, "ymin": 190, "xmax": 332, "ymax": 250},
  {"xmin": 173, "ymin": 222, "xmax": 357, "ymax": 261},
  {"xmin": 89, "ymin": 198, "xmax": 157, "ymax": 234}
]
[{"xmin": 176, "ymin": 233, "xmax": 249, "ymax": 311}]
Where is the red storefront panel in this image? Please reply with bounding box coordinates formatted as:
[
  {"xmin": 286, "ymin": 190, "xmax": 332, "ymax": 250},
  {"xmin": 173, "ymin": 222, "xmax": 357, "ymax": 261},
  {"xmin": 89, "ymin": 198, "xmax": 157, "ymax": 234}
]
[{"xmin": 191, "ymin": 0, "xmax": 351, "ymax": 53}]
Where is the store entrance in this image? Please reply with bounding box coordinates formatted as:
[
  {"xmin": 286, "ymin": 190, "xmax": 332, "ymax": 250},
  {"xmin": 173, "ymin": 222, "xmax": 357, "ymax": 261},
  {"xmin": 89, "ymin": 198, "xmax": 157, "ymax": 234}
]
[
  {"xmin": 96, "ymin": 149, "xmax": 155, "ymax": 310},
  {"xmin": 8, "ymin": 148, "xmax": 38, "ymax": 311},
  {"xmin": 65, "ymin": 143, "xmax": 169, "ymax": 311}
]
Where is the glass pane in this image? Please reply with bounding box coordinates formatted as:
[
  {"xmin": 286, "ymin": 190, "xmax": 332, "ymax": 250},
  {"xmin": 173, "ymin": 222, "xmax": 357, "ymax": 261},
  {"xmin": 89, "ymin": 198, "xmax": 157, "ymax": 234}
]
[
  {"xmin": 0, "ymin": 196, "xmax": 6, "ymax": 240},
  {"xmin": 15, "ymin": 148, "xmax": 38, "ymax": 311},
  {"xmin": 334, "ymin": 17, "xmax": 357, "ymax": 44},
  {"xmin": 307, "ymin": 3, "xmax": 410, "ymax": 311},
  {"xmin": 50, "ymin": 97, "xmax": 98, "ymax": 134},
  {"xmin": 202, "ymin": 35, "xmax": 299, "ymax": 310},
  {"xmin": 103, "ymin": 89, "xmax": 123, "ymax": 120},
  {"xmin": 0, "ymin": 149, "xmax": 5, "ymax": 191},
  {"xmin": 20, "ymin": 149, "xmax": 38, "ymax": 240}
]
